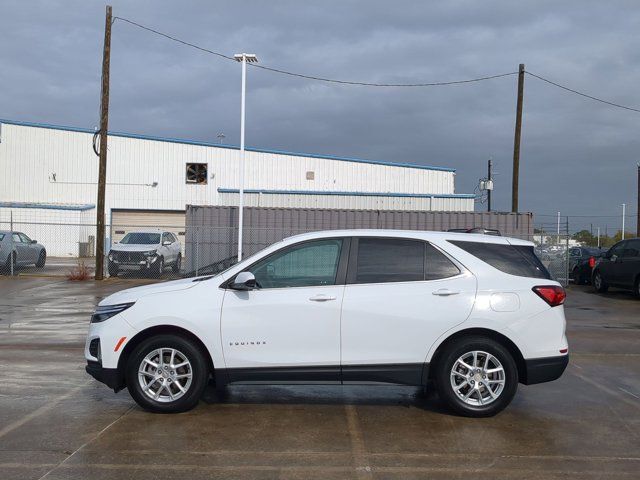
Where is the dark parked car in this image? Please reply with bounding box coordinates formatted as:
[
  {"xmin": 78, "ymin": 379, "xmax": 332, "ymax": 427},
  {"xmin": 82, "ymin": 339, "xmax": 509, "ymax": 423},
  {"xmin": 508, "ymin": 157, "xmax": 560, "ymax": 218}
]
[
  {"xmin": 0, "ymin": 230, "xmax": 47, "ymax": 272},
  {"xmin": 569, "ymin": 246, "xmax": 606, "ymax": 285},
  {"xmin": 592, "ymin": 238, "xmax": 640, "ymax": 296}
]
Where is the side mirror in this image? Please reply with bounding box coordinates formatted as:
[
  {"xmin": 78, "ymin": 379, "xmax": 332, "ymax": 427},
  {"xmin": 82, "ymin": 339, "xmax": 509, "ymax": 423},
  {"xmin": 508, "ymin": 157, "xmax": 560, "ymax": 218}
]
[
  {"xmin": 162, "ymin": 241, "xmax": 171, "ymax": 246},
  {"xmin": 31, "ymin": 240, "xmax": 37, "ymax": 244},
  {"xmin": 230, "ymin": 271, "xmax": 257, "ymax": 291}
]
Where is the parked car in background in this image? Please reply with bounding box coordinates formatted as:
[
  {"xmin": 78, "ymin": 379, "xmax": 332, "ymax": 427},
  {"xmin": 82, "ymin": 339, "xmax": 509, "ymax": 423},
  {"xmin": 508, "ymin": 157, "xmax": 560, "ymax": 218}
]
[
  {"xmin": 592, "ymin": 238, "xmax": 640, "ymax": 296},
  {"xmin": 0, "ymin": 230, "xmax": 46, "ymax": 272},
  {"xmin": 108, "ymin": 229, "xmax": 181, "ymax": 277},
  {"xmin": 86, "ymin": 230, "xmax": 568, "ymax": 417},
  {"xmin": 569, "ymin": 246, "xmax": 606, "ymax": 285}
]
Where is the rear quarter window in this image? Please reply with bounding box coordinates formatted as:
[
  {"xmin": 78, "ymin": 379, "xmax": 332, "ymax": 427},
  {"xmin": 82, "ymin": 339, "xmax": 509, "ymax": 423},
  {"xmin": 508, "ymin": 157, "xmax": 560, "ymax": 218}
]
[{"xmin": 449, "ymin": 240, "xmax": 551, "ymax": 279}]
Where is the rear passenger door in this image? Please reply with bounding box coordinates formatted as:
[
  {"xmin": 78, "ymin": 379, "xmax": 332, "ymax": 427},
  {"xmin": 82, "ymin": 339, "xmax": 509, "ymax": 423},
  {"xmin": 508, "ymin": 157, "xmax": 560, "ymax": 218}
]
[
  {"xmin": 619, "ymin": 240, "xmax": 640, "ymax": 288},
  {"xmin": 340, "ymin": 237, "xmax": 476, "ymax": 385}
]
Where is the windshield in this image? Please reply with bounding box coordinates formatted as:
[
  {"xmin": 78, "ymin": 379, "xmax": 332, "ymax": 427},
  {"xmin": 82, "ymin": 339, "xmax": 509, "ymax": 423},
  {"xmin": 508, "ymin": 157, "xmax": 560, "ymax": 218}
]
[{"xmin": 120, "ymin": 233, "xmax": 161, "ymax": 245}]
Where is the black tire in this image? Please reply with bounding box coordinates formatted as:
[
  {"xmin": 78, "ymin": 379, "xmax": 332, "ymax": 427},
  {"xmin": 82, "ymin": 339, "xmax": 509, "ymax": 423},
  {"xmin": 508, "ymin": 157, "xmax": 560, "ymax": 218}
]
[
  {"xmin": 154, "ymin": 256, "xmax": 165, "ymax": 276},
  {"xmin": 125, "ymin": 334, "xmax": 209, "ymax": 413},
  {"xmin": 2, "ymin": 252, "xmax": 16, "ymax": 274},
  {"xmin": 172, "ymin": 254, "xmax": 182, "ymax": 273},
  {"xmin": 593, "ymin": 270, "xmax": 608, "ymax": 293},
  {"xmin": 434, "ymin": 336, "xmax": 518, "ymax": 417},
  {"xmin": 108, "ymin": 262, "xmax": 118, "ymax": 277},
  {"xmin": 35, "ymin": 249, "xmax": 46, "ymax": 268}
]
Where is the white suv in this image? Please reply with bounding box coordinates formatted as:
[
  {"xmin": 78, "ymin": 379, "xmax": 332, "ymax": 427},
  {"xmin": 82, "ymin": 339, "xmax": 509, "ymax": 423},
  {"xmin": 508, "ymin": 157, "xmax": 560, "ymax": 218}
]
[
  {"xmin": 86, "ymin": 230, "xmax": 568, "ymax": 417},
  {"xmin": 108, "ymin": 229, "xmax": 182, "ymax": 277}
]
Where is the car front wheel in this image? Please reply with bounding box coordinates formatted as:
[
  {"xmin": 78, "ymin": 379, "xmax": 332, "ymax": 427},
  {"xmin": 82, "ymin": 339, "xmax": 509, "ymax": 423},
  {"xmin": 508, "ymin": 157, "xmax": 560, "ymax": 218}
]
[
  {"xmin": 434, "ymin": 336, "xmax": 518, "ymax": 417},
  {"xmin": 125, "ymin": 335, "xmax": 209, "ymax": 413},
  {"xmin": 36, "ymin": 249, "xmax": 46, "ymax": 268},
  {"xmin": 593, "ymin": 270, "xmax": 608, "ymax": 293}
]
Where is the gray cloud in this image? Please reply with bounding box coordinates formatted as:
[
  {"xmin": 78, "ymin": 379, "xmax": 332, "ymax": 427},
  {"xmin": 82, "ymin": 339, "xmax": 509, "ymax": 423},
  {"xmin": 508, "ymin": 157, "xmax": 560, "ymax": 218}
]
[{"xmin": 1, "ymin": 0, "xmax": 639, "ymax": 232}]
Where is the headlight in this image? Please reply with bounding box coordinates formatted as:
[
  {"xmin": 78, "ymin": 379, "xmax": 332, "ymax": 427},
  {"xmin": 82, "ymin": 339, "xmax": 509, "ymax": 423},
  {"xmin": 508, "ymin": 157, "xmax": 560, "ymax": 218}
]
[
  {"xmin": 91, "ymin": 302, "xmax": 134, "ymax": 323},
  {"xmin": 143, "ymin": 250, "xmax": 157, "ymax": 257},
  {"xmin": 108, "ymin": 251, "xmax": 114, "ymax": 260}
]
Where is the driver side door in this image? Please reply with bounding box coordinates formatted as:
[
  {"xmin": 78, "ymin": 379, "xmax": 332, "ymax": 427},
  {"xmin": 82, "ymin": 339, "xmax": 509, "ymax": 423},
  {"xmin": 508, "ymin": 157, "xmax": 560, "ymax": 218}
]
[{"xmin": 220, "ymin": 237, "xmax": 349, "ymax": 383}]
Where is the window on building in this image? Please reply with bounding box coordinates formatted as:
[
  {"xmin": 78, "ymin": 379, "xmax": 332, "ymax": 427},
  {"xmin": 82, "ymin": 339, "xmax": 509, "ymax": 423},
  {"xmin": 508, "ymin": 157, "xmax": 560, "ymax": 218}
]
[{"xmin": 186, "ymin": 163, "xmax": 208, "ymax": 184}]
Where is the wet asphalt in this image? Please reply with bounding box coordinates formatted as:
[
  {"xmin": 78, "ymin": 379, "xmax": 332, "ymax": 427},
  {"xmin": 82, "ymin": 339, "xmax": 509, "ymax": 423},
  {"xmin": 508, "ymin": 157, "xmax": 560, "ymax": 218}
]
[{"xmin": 0, "ymin": 277, "xmax": 638, "ymax": 479}]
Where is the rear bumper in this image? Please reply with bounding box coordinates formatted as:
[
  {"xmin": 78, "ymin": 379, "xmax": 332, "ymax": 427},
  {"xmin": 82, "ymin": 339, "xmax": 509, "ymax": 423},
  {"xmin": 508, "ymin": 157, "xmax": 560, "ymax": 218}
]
[
  {"xmin": 523, "ymin": 354, "xmax": 569, "ymax": 385},
  {"xmin": 86, "ymin": 361, "xmax": 125, "ymax": 392}
]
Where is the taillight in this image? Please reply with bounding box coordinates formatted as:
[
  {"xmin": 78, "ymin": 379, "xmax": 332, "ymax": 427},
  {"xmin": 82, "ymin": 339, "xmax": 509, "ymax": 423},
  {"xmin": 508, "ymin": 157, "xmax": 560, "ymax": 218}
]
[
  {"xmin": 532, "ymin": 285, "xmax": 566, "ymax": 307},
  {"xmin": 588, "ymin": 256, "xmax": 595, "ymax": 268}
]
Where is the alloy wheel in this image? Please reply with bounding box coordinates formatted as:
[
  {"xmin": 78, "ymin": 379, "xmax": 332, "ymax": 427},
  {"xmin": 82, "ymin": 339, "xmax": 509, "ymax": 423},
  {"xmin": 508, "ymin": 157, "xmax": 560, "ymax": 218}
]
[
  {"xmin": 450, "ymin": 350, "xmax": 505, "ymax": 406},
  {"xmin": 138, "ymin": 348, "xmax": 193, "ymax": 403}
]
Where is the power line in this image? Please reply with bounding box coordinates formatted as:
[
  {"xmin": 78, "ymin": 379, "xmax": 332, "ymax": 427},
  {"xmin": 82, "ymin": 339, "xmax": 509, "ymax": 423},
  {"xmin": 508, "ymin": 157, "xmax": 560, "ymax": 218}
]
[
  {"xmin": 526, "ymin": 70, "xmax": 640, "ymax": 113},
  {"xmin": 113, "ymin": 16, "xmax": 517, "ymax": 87}
]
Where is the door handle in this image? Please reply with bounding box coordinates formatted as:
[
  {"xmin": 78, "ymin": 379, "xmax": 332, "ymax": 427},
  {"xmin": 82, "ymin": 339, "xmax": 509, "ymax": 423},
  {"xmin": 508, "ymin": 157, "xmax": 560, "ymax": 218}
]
[
  {"xmin": 309, "ymin": 294, "xmax": 337, "ymax": 302},
  {"xmin": 432, "ymin": 289, "xmax": 460, "ymax": 296}
]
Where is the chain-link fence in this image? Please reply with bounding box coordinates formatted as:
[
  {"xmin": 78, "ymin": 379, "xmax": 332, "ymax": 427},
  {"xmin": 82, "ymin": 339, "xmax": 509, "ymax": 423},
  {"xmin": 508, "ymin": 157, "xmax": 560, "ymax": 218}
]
[{"xmin": 1, "ymin": 219, "xmax": 574, "ymax": 286}]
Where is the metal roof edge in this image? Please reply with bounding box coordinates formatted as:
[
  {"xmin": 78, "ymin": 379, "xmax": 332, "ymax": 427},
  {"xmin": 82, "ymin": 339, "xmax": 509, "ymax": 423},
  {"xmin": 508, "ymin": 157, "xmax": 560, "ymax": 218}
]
[
  {"xmin": 0, "ymin": 202, "xmax": 96, "ymax": 211},
  {"xmin": 0, "ymin": 118, "xmax": 456, "ymax": 173},
  {"xmin": 217, "ymin": 188, "xmax": 475, "ymax": 199}
]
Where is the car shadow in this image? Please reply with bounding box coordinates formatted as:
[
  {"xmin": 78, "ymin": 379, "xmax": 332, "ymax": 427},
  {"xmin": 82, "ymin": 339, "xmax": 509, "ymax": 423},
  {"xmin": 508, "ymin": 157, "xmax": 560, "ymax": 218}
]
[{"xmin": 200, "ymin": 383, "xmax": 453, "ymax": 415}]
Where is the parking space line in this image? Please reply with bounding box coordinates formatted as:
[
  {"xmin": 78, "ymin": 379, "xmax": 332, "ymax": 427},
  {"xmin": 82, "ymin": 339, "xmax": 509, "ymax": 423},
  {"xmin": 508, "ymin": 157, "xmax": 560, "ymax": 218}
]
[
  {"xmin": 619, "ymin": 387, "xmax": 640, "ymax": 400},
  {"xmin": 0, "ymin": 381, "xmax": 88, "ymax": 440},
  {"xmin": 345, "ymin": 404, "xmax": 373, "ymax": 479},
  {"xmin": 569, "ymin": 367, "xmax": 639, "ymax": 409},
  {"xmin": 37, "ymin": 405, "xmax": 135, "ymax": 480}
]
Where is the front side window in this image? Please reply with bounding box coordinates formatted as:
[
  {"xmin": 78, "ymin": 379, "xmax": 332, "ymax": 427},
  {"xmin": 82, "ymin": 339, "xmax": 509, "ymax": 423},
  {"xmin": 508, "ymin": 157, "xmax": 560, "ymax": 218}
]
[
  {"xmin": 354, "ymin": 238, "xmax": 424, "ymax": 284},
  {"xmin": 249, "ymin": 239, "xmax": 343, "ymax": 289},
  {"xmin": 609, "ymin": 242, "xmax": 625, "ymax": 257},
  {"xmin": 120, "ymin": 233, "xmax": 161, "ymax": 245},
  {"xmin": 19, "ymin": 233, "xmax": 32, "ymax": 243},
  {"xmin": 12, "ymin": 233, "xmax": 21, "ymax": 243},
  {"xmin": 449, "ymin": 240, "xmax": 551, "ymax": 279}
]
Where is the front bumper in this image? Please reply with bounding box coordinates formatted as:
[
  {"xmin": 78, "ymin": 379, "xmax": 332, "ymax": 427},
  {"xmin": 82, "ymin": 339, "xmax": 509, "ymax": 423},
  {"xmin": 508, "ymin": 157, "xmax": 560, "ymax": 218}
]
[
  {"xmin": 86, "ymin": 361, "xmax": 125, "ymax": 392},
  {"xmin": 523, "ymin": 354, "xmax": 569, "ymax": 385}
]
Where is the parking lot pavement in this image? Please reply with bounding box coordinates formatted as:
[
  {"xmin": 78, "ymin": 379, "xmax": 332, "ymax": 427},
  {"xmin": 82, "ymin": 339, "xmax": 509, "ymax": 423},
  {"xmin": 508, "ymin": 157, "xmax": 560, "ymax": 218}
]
[{"xmin": 0, "ymin": 278, "xmax": 638, "ymax": 480}]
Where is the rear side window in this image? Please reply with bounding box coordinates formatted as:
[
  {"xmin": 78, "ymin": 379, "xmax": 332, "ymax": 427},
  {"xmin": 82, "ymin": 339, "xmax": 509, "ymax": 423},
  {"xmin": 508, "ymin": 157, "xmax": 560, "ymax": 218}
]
[
  {"xmin": 354, "ymin": 238, "xmax": 424, "ymax": 284},
  {"xmin": 449, "ymin": 240, "xmax": 551, "ymax": 279},
  {"xmin": 426, "ymin": 244, "xmax": 460, "ymax": 280},
  {"xmin": 623, "ymin": 240, "xmax": 640, "ymax": 258}
]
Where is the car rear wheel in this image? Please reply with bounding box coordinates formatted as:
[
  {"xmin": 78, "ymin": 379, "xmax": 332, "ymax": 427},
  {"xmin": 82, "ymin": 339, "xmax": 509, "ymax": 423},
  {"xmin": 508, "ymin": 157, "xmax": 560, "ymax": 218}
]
[
  {"xmin": 593, "ymin": 270, "xmax": 608, "ymax": 293},
  {"xmin": 126, "ymin": 335, "xmax": 209, "ymax": 413},
  {"xmin": 35, "ymin": 249, "xmax": 46, "ymax": 268},
  {"xmin": 3, "ymin": 252, "xmax": 16, "ymax": 273},
  {"xmin": 434, "ymin": 336, "xmax": 518, "ymax": 417},
  {"xmin": 172, "ymin": 253, "xmax": 181, "ymax": 273}
]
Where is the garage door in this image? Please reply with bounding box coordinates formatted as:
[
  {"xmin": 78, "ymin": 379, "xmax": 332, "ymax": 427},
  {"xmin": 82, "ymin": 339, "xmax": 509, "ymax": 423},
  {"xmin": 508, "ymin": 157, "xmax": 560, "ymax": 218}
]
[{"xmin": 110, "ymin": 209, "xmax": 186, "ymax": 255}]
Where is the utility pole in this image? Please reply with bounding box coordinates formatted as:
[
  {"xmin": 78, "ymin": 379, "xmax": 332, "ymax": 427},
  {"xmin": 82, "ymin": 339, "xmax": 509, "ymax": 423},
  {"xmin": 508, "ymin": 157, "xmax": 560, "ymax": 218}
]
[
  {"xmin": 487, "ymin": 158, "xmax": 493, "ymax": 212},
  {"xmin": 511, "ymin": 63, "xmax": 525, "ymax": 213},
  {"xmin": 234, "ymin": 53, "xmax": 258, "ymax": 261},
  {"xmin": 622, "ymin": 203, "xmax": 626, "ymax": 240},
  {"xmin": 95, "ymin": 5, "xmax": 112, "ymax": 280},
  {"xmin": 636, "ymin": 163, "xmax": 639, "ymax": 238}
]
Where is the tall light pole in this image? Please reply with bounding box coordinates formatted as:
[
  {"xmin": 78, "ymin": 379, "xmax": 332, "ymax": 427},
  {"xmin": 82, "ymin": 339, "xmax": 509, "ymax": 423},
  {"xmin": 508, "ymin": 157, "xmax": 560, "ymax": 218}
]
[
  {"xmin": 622, "ymin": 203, "xmax": 626, "ymax": 240},
  {"xmin": 234, "ymin": 53, "xmax": 258, "ymax": 261}
]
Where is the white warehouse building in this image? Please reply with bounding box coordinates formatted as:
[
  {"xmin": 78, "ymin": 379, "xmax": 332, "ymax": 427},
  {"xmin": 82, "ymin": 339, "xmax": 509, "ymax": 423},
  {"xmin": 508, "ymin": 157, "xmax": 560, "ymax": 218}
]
[{"xmin": 0, "ymin": 119, "xmax": 475, "ymax": 257}]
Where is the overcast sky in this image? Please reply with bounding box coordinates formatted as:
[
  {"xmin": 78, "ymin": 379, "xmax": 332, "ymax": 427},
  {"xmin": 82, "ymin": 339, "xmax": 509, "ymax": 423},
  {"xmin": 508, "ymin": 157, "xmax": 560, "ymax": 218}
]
[{"xmin": 1, "ymin": 0, "xmax": 638, "ymax": 233}]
